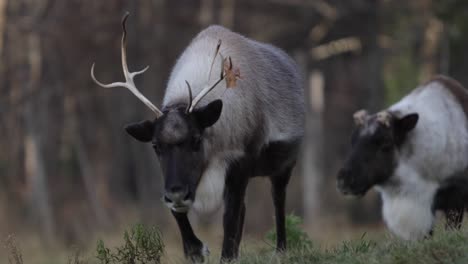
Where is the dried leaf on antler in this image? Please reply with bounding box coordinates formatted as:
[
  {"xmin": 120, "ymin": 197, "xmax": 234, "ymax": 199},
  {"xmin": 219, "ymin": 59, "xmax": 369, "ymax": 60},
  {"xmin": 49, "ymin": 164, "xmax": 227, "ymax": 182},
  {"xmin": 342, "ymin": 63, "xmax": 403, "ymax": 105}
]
[{"xmin": 223, "ymin": 56, "xmax": 241, "ymax": 88}]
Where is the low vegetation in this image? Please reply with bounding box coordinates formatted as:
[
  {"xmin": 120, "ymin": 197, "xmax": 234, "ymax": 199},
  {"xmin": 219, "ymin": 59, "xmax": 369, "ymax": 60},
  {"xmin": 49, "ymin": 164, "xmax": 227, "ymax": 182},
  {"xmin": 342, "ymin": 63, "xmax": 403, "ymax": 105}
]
[
  {"xmin": 239, "ymin": 228, "xmax": 468, "ymax": 264},
  {"xmin": 265, "ymin": 213, "xmax": 313, "ymax": 250},
  {"xmin": 4, "ymin": 224, "xmax": 164, "ymax": 264},
  {"xmin": 4, "ymin": 216, "xmax": 468, "ymax": 264},
  {"xmin": 96, "ymin": 224, "xmax": 164, "ymax": 264}
]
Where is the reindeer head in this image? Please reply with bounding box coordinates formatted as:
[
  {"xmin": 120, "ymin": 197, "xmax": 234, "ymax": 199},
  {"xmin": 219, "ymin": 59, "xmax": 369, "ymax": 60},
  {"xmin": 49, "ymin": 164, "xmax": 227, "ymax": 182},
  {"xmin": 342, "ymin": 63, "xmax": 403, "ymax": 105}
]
[
  {"xmin": 91, "ymin": 13, "xmax": 227, "ymax": 212},
  {"xmin": 337, "ymin": 109, "xmax": 419, "ymax": 196}
]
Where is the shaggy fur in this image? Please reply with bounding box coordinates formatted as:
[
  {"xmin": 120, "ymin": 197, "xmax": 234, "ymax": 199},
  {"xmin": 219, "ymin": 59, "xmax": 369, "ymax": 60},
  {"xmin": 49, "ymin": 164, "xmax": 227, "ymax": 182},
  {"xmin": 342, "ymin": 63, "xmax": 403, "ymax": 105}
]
[
  {"xmin": 380, "ymin": 76, "xmax": 468, "ymax": 239},
  {"xmin": 162, "ymin": 25, "xmax": 305, "ymax": 214},
  {"xmin": 338, "ymin": 75, "xmax": 468, "ymax": 240}
]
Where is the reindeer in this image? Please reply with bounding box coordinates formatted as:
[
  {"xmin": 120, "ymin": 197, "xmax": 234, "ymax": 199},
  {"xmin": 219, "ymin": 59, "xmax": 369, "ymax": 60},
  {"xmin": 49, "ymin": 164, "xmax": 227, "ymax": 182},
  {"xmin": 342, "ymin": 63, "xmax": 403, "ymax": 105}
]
[
  {"xmin": 91, "ymin": 13, "xmax": 304, "ymax": 261},
  {"xmin": 337, "ymin": 75, "xmax": 468, "ymax": 240}
]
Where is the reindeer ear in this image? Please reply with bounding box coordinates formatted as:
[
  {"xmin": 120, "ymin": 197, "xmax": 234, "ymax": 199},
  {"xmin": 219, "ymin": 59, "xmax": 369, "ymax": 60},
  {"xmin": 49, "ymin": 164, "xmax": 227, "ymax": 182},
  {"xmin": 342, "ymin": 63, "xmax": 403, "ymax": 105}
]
[
  {"xmin": 125, "ymin": 120, "xmax": 154, "ymax": 142},
  {"xmin": 396, "ymin": 113, "xmax": 418, "ymax": 133},
  {"xmin": 394, "ymin": 113, "xmax": 418, "ymax": 145},
  {"xmin": 193, "ymin": 99, "xmax": 223, "ymax": 129}
]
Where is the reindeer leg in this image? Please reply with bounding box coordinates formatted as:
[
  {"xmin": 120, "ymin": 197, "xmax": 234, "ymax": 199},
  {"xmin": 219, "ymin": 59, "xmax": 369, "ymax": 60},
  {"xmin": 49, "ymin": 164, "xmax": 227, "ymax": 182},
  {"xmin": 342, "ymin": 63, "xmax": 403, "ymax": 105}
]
[
  {"xmin": 434, "ymin": 182, "xmax": 465, "ymax": 231},
  {"xmin": 271, "ymin": 166, "xmax": 293, "ymax": 252},
  {"xmin": 445, "ymin": 208, "xmax": 464, "ymax": 230},
  {"xmin": 235, "ymin": 202, "xmax": 246, "ymax": 247},
  {"xmin": 172, "ymin": 211, "xmax": 208, "ymax": 263},
  {"xmin": 221, "ymin": 163, "xmax": 249, "ymax": 261}
]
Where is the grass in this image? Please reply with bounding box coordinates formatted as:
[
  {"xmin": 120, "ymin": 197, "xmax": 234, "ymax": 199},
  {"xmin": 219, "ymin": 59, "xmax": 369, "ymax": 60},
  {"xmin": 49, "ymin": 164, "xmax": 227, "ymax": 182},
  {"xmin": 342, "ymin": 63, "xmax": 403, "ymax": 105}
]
[
  {"xmin": 3, "ymin": 216, "xmax": 468, "ymax": 264},
  {"xmin": 229, "ymin": 215, "xmax": 468, "ymax": 264},
  {"xmin": 234, "ymin": 230, "xmax": 468, "ymax": 264}
]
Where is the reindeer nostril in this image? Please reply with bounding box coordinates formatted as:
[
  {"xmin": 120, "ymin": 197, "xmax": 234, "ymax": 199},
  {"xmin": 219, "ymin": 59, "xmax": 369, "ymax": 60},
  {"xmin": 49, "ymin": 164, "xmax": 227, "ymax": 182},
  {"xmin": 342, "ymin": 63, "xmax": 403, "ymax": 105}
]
[{"xmin": 165, "ymin": 186, "xmax": 189, "ymax": 204}]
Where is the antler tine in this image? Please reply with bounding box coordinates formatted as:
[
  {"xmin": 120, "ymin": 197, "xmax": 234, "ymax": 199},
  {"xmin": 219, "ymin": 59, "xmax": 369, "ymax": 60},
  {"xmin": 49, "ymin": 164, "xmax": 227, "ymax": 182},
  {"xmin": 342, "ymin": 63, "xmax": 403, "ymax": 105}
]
[
  {"xmin": 90, "ymin": 12, "xmax": 163, "ymax": 118},
  {"xmin": 188, "ymin": 54, "xmax": 227, "ymax": 113},
  {"xmin": 185, "ymin": 80, "xmax": 193, "ymax": 113},
  {"xmin": 208, "ymin": 39, "xmax": 222, "ymax": 80},
  {"xmin": 188, "ymin": 74, "xmax": 225, "ymax": 113}
]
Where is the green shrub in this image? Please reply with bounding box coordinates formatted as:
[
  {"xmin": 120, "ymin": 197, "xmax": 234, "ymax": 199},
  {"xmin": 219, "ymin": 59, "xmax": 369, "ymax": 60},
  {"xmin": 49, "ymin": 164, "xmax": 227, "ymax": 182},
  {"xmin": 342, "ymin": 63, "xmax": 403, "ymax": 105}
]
[
  {"xmin": 96, "ymin": 224, "xmax": 164, "ymax": 264},
  {"xmin": 265, "ymin": 214, "xmax": 313, "ymax": 250}
]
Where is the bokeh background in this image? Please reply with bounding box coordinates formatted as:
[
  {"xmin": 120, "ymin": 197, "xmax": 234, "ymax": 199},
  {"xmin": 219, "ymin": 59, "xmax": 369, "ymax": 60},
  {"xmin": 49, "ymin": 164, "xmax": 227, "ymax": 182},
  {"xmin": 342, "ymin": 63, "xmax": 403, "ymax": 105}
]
[{"xmin": 0, "ymin": 0, "xmax": 467, "ymax": 261}]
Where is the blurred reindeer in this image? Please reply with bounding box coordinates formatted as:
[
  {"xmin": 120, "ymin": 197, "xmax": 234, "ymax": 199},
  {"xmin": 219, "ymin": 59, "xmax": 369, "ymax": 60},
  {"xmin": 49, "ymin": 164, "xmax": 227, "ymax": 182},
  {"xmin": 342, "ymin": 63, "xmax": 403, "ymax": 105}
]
[{"xmin": 337, "ymin": 75, "xmax": 468, "ymax": 240}]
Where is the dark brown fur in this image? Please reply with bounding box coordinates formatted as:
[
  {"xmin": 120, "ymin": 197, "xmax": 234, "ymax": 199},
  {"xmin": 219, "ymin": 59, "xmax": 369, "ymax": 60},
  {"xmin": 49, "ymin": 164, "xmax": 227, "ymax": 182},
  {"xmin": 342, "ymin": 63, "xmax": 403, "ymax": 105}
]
[{"xmin": 427, "ymin": 75, "xmax": 468, "ymax": 117}]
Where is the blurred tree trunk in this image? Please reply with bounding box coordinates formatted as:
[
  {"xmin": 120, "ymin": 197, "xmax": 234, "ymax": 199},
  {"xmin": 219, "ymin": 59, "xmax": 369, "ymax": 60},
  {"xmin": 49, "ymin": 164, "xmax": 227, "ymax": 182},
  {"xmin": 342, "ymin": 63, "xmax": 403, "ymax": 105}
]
[
  {"xmin": 25, "ymin": 32, "xmax": 56, "ymax": 242},
  {"xmin": 0, "ymin": 0, "xmax": 24, "ymax": 232},
  {"xmin": 54, "ymin": 1, "xmax": 125, "ymax": 233},
  {"xmin": 301, "ymin": 69, "xmax": 325, "ymax": 223},
  {"xmin": 220, "ymin": 0, "xmax": 235, "ymax": 28},
  {"xmin": 1, "ymin": 0, "xmax": 133, "ymax": 241},
  {"xmin": 442, "ymin": 4, "xmax": 468, "ymax": 87},
  {"xmin": 199, "ymin": 0, "xmax": 215, "ymax": 26},
  {"xmin": 416, "ymin": 0, "xmax": 444, "ymax": 82},
  {"xmin": 3, "ymin": 0, "xmax": 57, "ymax": 242},
  {"xmin": 317, "ymin": 0, "xmax": 383, "ymax": 224}
]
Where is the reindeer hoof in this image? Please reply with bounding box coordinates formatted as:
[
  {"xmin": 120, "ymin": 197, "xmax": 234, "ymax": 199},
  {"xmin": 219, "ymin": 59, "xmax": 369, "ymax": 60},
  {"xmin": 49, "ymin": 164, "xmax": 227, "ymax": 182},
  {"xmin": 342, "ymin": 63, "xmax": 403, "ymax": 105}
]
[
  {"xmin": 188, "ymin": 243, "xmax": 210, "ymax": 263},
  {"xmin": 202, "ymin": 243, "xmax": 210, "ymax": 257}
]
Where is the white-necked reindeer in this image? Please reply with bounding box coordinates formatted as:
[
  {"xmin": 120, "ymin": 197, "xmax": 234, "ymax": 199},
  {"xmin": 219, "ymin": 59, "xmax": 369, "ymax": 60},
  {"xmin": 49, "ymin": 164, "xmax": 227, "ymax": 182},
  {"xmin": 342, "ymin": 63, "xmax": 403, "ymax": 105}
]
[
  {"xmin": 337, "ymin": 75, "xmax": 468, "ymax": 240},
  {"xmin": 91, "ymin": 13, "xmax": 304, "ymax": 261}
]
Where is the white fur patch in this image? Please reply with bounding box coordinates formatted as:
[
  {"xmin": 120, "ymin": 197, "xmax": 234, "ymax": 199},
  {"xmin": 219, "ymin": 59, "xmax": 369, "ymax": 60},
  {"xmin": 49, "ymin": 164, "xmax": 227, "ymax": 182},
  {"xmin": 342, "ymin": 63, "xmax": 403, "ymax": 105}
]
[
  {"xmin": 376, "ymin": 163, "xmax": 438, "ymax": 240},
  {"xmin": 381, "ymin": 193, "xmax": 435, "ymax": 240},
  {"xmin": 191, "ymin": 157, "xmax": 227, "ymax": 215},
  {"xmin": 390, "ymin": 82, "xmax": 468, "ymax": 182},
  {"xmin": 201, "ymin": 243, "xmax": 210, "ymax": 256},
  {"xmin": 375, "ymin": 80, "xmax": 468, "ymax": 240},
  {"xmin": 191, "ymin": 150, "xmax": 244, "ymax": 215}
]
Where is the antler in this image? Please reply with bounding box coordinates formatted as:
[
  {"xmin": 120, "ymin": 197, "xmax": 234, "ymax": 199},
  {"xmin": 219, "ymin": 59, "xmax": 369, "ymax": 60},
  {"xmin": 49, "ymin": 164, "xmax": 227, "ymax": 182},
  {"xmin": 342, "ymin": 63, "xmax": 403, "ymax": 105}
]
[
  {"xmin": 376, "ymin": 111, "xmax": 392, "ymax": 127},
  {"xmin": 353, "ymin": 109, "xmax": 368, "ymax": 126},
  {"xmin": 185, "ymin": 80, "xmax": 193, "ymax": 113},
  {"xmin": 188, "ymin": 62, "xmax": 226, "ymax": 113},
  {"xmin": 91, "ymin": 12, "xmax": 163, "ymax": 118},
  {"xmin": 186, "ymin": 40, "xmax": 226, "ymax": 113}
]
